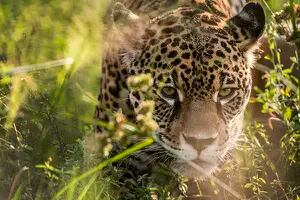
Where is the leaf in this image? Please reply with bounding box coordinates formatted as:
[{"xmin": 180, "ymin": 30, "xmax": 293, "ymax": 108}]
[
  {"xmin": 290, "ymin": 56, "xmax": 298, "ymax": 63},
  {"xmin": 284, "ymin": 107, "xmax": 292, "ymax": 121},
  {"xmin": 269, "ymin": 38, "xmax": 276, "ymax": 50},
  {"xmin": 244, "ymin": 183, "xmax": 253, "ymax": 189},
  {"xmin": 283, "ymin": 68, "xmax": 293, "ymax": 74},
  {"xmin": 264, "ymin": 55, "xmax": 272, "ymax": 61}
]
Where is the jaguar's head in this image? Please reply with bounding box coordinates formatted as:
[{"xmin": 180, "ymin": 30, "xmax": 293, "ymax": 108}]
[{"xmin": 120, "ymin": 2, "xmax": 265, "ymax": 177}]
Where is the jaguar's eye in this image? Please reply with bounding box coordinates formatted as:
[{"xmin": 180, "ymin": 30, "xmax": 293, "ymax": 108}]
[
  {"xmin": 161, "ymin": 86, "xmax": 178, "ymax": 99},
  {"xmin": 218, "ymin": 88, "xmax": 234, "ymax": 99}
]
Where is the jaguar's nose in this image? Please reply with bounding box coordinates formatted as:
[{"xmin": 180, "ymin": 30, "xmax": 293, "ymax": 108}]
[{"xmin": 183, "ymin": 135, "xmax": 216, "ymax": 152}]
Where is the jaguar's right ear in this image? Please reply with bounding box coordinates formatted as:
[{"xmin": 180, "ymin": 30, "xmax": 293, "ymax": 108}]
[{"xmin": 112, "ymin": 2, "xmax": 139, "ymax": 23}]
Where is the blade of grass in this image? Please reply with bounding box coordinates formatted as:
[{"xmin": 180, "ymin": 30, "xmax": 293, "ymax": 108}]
[
  {"xmin": 1, "ymin": 58, "xmax": 74, "ymax": 75},
  {"xmin": 67, "ymin": 175, "xmax": 80, "ymax": 200},
  {"xmin": 53, "ymin": 137, "xmax": 154, "ymax": 200},
  {"xmin": 77, "ymin": 174, "xmax": 98, "ymax": 200},
  {"xmin": 11, "ymin": 186, "xmax": 22, "ymax": 200}
]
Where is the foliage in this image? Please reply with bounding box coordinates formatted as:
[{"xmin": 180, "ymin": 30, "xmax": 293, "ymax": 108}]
[
  {"xmin": 0, "ymin": 0, "xmax": 106, "ymax": 198},
  {"xmin": 0, "ymin": 0, "xmax": 300, "ymax": 199}
]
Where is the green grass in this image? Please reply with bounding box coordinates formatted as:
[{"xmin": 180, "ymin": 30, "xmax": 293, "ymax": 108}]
[{"xmin": 0, "ymin": 0, "xmax": 300, "ymax": 199}]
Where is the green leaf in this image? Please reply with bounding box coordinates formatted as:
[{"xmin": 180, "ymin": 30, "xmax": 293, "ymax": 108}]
[
  {"xmin": 283, "ymin": 68, "xmax": 293, "ymax": 74},
  {"xmin": 290, "ymin": 56, "xmax": 298, "ymax": 63},
  {"xmin": 264, "ymin": 55, "xmax": 272, "ymax": 61},
  {"xmin": 244, "ymin": 183, "xmax": 253, "ymax": 189},
  {"xmin": 284, "ymin": 107, "xmax": 292, "ymax": 121}
]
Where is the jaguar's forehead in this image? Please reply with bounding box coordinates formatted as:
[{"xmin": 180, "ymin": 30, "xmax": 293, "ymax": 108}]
[
  {"xmin": 152, "ymin": 6, "xmax": 227, "ymax": 28},
  {"xmin": 128, "ymin": 7, "xmax": 251, "ymax": 97}
]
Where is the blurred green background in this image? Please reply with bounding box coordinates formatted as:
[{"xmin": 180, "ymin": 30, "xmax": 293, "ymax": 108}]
[{"xmin": 0, "ymin": 0, "xmax": 107, "ymax": 198}]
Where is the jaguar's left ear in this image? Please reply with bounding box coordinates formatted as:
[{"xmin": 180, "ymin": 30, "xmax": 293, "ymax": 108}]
[
  {"xmin": 227, "ymin": 2, "xmax": 265, "ymax": 50},
  {"xmin": 112, "ymin": 2, "xmax": 139, "ymax": 23}
]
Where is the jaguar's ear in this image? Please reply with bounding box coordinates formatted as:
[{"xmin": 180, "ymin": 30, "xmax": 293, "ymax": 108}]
[
  {"xmin": 112, "ymin": 2, "xmax": 139, "ymax": 23},
  {"xmin": 227, "ymin": 2, "xmax": 265, "ymax": 50}
]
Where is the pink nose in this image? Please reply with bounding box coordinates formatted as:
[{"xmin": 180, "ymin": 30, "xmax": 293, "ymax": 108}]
[{"xmin": 183, "ymin": 135, "xmax": 216, "ymax": 152}]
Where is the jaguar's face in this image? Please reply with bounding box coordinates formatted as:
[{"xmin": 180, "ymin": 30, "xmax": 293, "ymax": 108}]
[
  {"xmin": 126, "ymin": 3, "xmax": 265, "ymax": 177},
  {"xmin": 151, "ymin": 73, "xmax": 251, "ymax": 177}
]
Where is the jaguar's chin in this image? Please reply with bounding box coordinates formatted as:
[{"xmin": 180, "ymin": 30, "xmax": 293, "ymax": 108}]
[
  {"xmin": 170, "ymin": 159, "xmax": 219, "ymax": 179},
  {"xmin": 153, "ymin": 133, "xmax": 222, "ymax": 178}
]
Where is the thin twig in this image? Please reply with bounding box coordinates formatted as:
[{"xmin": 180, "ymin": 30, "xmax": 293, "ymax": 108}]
[{"xmin": 7, "ymin": 166, "xmax": 29, "ymax": 200}]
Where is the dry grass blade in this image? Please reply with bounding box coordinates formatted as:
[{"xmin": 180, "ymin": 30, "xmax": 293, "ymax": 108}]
[{"xmin": 7, "ymin": 166, "xmax": 29, "ymax": 200}]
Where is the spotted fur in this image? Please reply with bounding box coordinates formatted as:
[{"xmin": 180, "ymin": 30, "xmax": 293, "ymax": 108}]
[{"xmin": 96, "ymin": 0, "xmax": 265, "ymax": 178}]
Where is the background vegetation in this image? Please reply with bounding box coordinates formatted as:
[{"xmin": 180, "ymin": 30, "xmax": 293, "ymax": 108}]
[{"xmin": 0, "ymin": 0, "xmax": 299, "ymax": 199}]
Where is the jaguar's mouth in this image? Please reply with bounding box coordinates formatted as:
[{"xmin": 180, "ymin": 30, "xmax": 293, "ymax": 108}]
[{"xmin": 149, "ymin": 145, "xmax": 217, "ymax": 177}]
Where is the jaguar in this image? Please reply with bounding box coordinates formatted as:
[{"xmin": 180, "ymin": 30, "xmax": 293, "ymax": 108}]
[{"xmin": 95, "ymin": 0, "xmax": 265, "ymax": 178}]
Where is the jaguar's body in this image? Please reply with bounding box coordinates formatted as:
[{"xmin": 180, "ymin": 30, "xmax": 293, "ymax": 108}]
[{"xmin": 95, "ymin": 0, "xmax": 265, "ymax": 178}]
